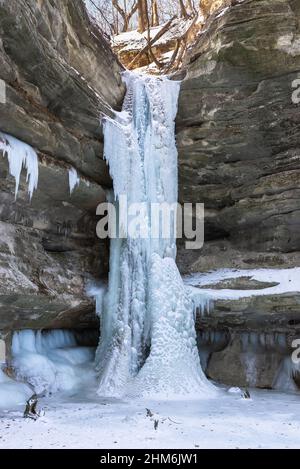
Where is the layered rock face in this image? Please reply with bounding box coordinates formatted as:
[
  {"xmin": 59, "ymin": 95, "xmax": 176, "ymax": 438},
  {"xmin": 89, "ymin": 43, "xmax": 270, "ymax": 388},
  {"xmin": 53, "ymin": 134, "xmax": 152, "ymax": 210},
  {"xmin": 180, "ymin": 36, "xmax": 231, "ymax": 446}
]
[
  {"xmin": 0, "ymin": 0, "xmax": 124, "ymax": 335},
  {"xmin": 177, "ymin": 0, "xmax": 300, "ymax": 273},
  {"xmin": 177, "ymin": 0, "xmax": 300, "ymax": 389}
]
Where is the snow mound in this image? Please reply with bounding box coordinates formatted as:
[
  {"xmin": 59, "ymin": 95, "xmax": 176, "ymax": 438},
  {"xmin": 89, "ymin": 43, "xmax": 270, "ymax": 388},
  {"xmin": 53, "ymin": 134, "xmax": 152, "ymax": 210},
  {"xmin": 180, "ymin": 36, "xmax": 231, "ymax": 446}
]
[{"xmin": 0, "ymin": 368, "xmax": 32, "ymax": 411}]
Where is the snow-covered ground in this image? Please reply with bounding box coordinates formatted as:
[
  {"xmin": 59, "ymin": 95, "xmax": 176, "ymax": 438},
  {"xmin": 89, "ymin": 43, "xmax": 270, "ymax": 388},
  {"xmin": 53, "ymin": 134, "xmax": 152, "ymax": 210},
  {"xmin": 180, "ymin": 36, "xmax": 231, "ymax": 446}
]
[{"xmin": 1, "ymin": 387, "xmax": 300, "ymax": 449}]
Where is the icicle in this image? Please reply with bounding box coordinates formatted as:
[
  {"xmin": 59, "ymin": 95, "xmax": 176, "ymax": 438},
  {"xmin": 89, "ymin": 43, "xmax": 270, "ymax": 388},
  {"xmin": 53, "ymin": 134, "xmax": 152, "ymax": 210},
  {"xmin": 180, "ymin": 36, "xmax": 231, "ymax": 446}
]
[
  {"xmin": 276, "ymin": 333, "xmax": 287, "ymax": 351},
  {"xmin": 86, "ymin": 281, "xmax": 106, "ymax": 317},
  {"xmin": 197, "ymin": 329, "xmax": 229, "ymax": 372},
  {"xmin": 241, "ymin": 331, "xmax": 289, "ymax": 353},
  {"xmin": 190, "ymin": 291, "xmax": 212, "ymax": 318},
  {"xmin": 68, "ymin": 167, "xmax": 80, "ymax": 194},
  {"xmin": 0, "ymin": 131, "xmax": 39, "ymax": 199}
]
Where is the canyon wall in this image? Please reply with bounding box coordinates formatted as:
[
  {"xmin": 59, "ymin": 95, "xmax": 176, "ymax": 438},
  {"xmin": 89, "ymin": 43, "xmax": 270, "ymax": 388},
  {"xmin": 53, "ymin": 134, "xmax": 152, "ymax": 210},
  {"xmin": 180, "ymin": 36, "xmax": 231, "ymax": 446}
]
[
  {"xmin": 177, "ymin": 0, "xmax": 300, "ymax": 273},
  {"xmin": 0, "ymin": 0, "xmax": 124, "ymax": 335},
  {"xmin": 177, "ymin": 0, "xmax": 300, "ymax": 389}
]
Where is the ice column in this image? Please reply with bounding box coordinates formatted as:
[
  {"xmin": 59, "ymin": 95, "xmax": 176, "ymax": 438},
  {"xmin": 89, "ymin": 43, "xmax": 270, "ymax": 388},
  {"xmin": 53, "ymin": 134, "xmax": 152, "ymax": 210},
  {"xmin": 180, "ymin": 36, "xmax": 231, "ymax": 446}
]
[{"xmin": 95, "ymin": 72, "xmax": 215, "ymax": 398}]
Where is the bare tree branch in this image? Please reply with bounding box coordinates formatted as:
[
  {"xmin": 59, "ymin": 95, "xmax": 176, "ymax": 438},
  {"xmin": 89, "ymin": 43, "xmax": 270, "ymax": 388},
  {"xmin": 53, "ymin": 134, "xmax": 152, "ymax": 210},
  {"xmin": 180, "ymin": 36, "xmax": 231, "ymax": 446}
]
[
  {"xmin": 163, "ymin": 37, "xmax": 181, "ymax": 72},
  {"xmin": 89, "ymin": 0, "xmax": 115, "ymax": 36},
  {"xmin": 112, "ymin": 0, "xmax": 138, "ymax": 32},
  {"xmin": 128, "ymin": 1, "xmax": 138, "ymax": 20},
  {"xmin": 128, "ymin": 15, "xmax": 176, "ymax": 68}
]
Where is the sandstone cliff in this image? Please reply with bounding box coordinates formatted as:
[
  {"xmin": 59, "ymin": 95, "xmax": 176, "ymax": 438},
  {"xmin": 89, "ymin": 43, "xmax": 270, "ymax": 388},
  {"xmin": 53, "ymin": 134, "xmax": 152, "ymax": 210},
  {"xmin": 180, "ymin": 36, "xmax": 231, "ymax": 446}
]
[
  {"xmin": 177, "ymin": 0, "xmax": 300, "ymax": 273},
  {"xmin": 177, "ymin": 0, "xmax": 300, "ymax": 389},
  {"xmin": 0, "ymin": 0, "xmax": 124, "ymax": 332}
]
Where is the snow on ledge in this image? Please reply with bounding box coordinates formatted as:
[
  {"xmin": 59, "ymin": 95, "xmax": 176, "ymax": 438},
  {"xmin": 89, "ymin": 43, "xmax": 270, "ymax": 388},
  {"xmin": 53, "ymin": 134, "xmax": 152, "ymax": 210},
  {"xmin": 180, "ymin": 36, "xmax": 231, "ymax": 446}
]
[{"xmin": 185, "ymin": 267, "xmax": 300, "ymax": 301}]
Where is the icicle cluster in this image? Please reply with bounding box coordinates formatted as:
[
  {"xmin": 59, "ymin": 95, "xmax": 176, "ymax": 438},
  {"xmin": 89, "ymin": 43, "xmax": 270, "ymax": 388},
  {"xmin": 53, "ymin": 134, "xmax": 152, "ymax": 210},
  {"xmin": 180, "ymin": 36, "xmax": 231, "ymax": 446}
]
[
  {"xmin": 0, "ymin": 131, "xmax": 39, "ymax": 199},
  {"xmin": 240, "ymin": 331, "xmax": 287, "ymax": 352},
  {"xmin": 191, "ymin": 291, "xmax": 212, "ymax": 317}
]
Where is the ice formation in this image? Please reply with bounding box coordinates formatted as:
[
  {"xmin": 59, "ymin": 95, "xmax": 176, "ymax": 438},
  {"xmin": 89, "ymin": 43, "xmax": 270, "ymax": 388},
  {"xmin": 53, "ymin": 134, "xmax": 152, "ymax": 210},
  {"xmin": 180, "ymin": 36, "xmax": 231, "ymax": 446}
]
[
  {"xmin": 191, "ymin": 291, "xmax": 213, "ymax": 317},
  {"xmin": 0, "ymin": 368, "xmax": 32, "ymax": 411},
  {"xmin": 273, "ymin": 357, "xmax": 300, "ymax": 393},
  {"xmin": 86, "ymin": 281, "xmax": 106, "ymax": 316},
  {"xmin": 197, "ymin": 329, "xmax": 229, "ymax": 371},
  {"xmin": 0, "ymin": 338, "xmax": 5, "ymax": 362},
  {"xmin": 68, "ymin": 167, "xmax": 80, "ymax": 194},
  {"xmin": 95, "ymin": 72, "xmax": 215, "ymax": 398},
  {"xmin": 239, "ymin": 332, "xmax": 293, "ymax": 390},
  {"xmin": 0, "ymin": 335, "xmax": 33, "ymax": 411},
  {"xmin": 240, "ymin": 331, "xmax": 288, "ymax": 353},
  {"xmin": 12, "ymin": 330, "xmax": 96, "ymax": 395},
  {"xmin": 0, "ymin": 131, "xmax": 39, "ymax": 199}
]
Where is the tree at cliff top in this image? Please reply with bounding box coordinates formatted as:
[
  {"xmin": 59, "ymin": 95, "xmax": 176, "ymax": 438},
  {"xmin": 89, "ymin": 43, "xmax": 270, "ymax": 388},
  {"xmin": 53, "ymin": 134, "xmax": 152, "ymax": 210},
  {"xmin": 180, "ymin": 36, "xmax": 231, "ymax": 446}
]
[
  {"xmin": 86, "ymin": 0, "xmax": 197, "ymax": 35},
  {"xmin": 86, "ymin": 0, "xmax": 233, "ymax": 73}
]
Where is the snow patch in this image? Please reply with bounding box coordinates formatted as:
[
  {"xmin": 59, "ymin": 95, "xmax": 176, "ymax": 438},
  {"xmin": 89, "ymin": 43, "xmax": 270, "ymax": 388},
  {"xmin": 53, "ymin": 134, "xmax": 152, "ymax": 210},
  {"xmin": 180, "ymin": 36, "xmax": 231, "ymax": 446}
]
[
  {"xmin": 3, "ymin": 388, "xmax": 300, "ymax": 448},
  {"xmin": 216, "ymin": 7, "xmax": 230, "ymax": 18},
  {"xmin": 276, "ymin": 34, "xmax": 300, "ymax": 57}
]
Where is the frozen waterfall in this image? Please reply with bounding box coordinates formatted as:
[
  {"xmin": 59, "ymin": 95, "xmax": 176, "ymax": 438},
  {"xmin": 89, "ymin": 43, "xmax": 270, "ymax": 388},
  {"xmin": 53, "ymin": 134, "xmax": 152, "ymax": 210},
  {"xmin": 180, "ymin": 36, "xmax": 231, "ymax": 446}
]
[{"xmin": 95, "ymin": 72, "xmax": 215, "ymax": 398}]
